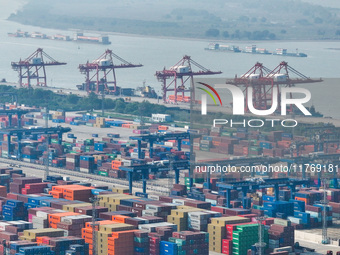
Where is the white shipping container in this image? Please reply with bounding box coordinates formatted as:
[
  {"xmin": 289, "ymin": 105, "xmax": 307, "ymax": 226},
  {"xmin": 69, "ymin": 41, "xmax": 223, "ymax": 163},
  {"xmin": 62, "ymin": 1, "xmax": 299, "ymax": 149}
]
[
  {"xmin": 142, "ymin": 210, "xmax": 158, "ymax": 216},
  {"xmin": 32, "ymin": 216, "xmax": 47, "ymax": 223},
  {"xmin": 66, "ymin": 158, "xmax": 75, "ymax": 163},
  {"xmin": 161, "ymin": 203, "xmax": 177, "ymax": 209},
  {"xmin": 287, "ymin": 216, "xmax": 302, "ymax": 224},
  {"xmin": 145, "ymin": 205, "xmax": 162, "ymax": 212},
  {"xmin": 0, "ymin": 222, "xmax": 10, "ymax": 230},
  {"xmin": 80, "ymin": 167, "xmax": 90, "ymax": 173},
  {"xmin": 305, "ymin": 211, "xmax": 321, "ymax": 218},
  {"xmin": 36, "ymin": 211, "xmax": 50, "ymax": 218},
  {"xmin": 205, "ymin": 199, "xmax": 217, "ymax": 206},
  {"xmin": 172, "ymin": 199, "xmax": 185, "ymax": 205},
  {"xmin": 164, "ymin": 142, "xmax": 174, "ymax": 147},
  {"xmin": 188, "ymin": 211, "xmax": 211, "ymax": 220},
  {"xmin": 211, "ymin": 127, "xmax": 221, "ymax": 132},
  {"xmin": 122, "ymin": 160, "xmax": 132, "ymax": 166},
  {"xmin": 151, "ymin": 114, "xmax": 172, "ymax": 123},
  {"xmin": 148, "ymin": 195, "xmax": 159, "ymax": 200}
]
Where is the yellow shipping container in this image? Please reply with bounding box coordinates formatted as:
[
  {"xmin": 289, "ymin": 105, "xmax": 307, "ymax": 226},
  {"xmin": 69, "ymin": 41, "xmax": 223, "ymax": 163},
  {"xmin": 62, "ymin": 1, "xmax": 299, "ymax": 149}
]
[
  {"xmin": 23, "ymin": 228, "xmax": 65, "ymax": 238},
  {"xmin": 99, "ymin": 223, "xmax": 135, "ymax": 233},
  {"xmin": 62, "ymin": 203, "xmax": 92, "ymax": 212},
  {"xmin": 210, "ymin": 216, "xmax": 250, "ymax": 226}
]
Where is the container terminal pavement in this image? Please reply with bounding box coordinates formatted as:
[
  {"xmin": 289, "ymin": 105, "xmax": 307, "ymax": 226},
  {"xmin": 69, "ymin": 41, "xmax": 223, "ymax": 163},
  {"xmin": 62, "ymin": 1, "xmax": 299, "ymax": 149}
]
[{"xmin": 0, "ymin": 109, "xmax": 339, "ymax": 254}]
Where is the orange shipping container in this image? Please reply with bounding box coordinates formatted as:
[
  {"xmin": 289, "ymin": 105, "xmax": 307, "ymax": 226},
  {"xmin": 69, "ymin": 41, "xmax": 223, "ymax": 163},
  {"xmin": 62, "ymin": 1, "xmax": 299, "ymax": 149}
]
[
  {"xmin": 48, "ymin": 212, "xmax": 79, "ymax": 225},
  {"xmin": 295, "ymin": 197, "xmax": 309, "ymax": 205},
  {"xmin": 0, "ymin": 186, "xmax": 7, "ymax": 197},
  {"xmin": 85, "ymin": 220, "xmax": 115, "ymax": 229},
  {"xmin": 48, "ymin": 191, "xmax": 63, "ymax": 198},
  {"xmin": 111, "ymin": 215, "xmax": 130, "ymax": 223}
]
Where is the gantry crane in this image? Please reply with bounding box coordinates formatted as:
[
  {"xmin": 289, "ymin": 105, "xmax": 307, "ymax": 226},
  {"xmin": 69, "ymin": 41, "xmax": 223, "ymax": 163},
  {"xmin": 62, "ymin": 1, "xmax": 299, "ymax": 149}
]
[
  {"xmin": 156, "ymin": 55, "xmax": 222, "ymax": 103},
  {"xmin": 11, "ymin": 48, "xmax": 66, "ymax": 87},
  {"xmin": 78, "ymin": 49, "xmax": 142, "ymax": 94},
  {"xmin": 226, "ymin": 61, "xmax": 322, "ymax": 113}
]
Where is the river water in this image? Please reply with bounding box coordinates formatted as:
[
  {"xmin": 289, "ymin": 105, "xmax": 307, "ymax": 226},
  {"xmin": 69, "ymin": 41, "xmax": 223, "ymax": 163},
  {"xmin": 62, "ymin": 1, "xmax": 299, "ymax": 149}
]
[{"xmin": 0, "ymin": 2, "xmax": 340, "ymax": 118}]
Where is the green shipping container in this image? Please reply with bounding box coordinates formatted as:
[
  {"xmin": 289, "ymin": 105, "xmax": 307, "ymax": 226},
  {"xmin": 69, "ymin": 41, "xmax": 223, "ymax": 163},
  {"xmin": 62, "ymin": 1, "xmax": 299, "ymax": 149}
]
[{"xmin": 98, "ymin": 171, "xmax": 108, "ymax": 177}]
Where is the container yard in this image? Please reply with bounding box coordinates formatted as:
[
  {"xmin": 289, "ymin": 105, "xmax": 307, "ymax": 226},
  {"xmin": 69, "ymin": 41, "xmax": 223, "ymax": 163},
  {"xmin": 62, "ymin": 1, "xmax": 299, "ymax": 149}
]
[
  {"xmin": 0, "ymin": 103, "xmax": 339, "ymax": 255},
  {"xmin": 1, "ymin": 30, "xmax": 339, "ymax": 255},
  {"xmin": 1, "ymin": 0, "xmax": 340, "ymax": 254}
]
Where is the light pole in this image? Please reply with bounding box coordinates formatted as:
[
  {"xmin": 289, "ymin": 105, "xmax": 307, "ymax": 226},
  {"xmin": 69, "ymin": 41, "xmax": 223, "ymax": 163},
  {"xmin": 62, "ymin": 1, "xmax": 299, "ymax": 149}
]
[
  {"xmin": 255, "ymin": 216, "xmax": 267, "ymax": 255},
  {"xmin": 89, "ymin": 195, "xmax": 100, "ymax": 255},
  {"xmin": 45, "ymin": 107, "xmax": 49, "ymax": 179}
]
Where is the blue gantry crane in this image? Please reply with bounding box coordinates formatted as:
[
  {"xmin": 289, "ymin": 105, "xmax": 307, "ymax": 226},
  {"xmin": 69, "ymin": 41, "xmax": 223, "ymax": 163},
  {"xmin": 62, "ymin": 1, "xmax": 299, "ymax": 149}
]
[
  {"xmin": 217, "ymin": 178, "xmax": 311, "ymax": 209},
  {"xmin": 130, "ymin": 132, "xmax": 199, "ymax": 159},
  {"xmin": 0, "ymin": 126, "xmax": 71, "ymax": 159},
  {"xmin": 0, "ymin": 109, "xmax": 32, "ymax": 128},
  {"xmin": 282, "ymin": 153, "xmax": 340, "ymax": 189},
  {"xmin": 196, "ymin": 157, "xmax": 281, "ymax": 189},
  {"xmin": 119, "ymin": 160, "xmax": 189, "ymax": 194}
]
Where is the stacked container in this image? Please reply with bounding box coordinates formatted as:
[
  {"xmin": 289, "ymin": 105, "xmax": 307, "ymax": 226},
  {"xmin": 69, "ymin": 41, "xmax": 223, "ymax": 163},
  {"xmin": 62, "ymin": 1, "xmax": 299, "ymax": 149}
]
[
  {"xmin": 208, "ymin": 216, "xmax": 250, "ymax": 253},
  {"xmin": 2, "ymin": 200, "xmax": 25, "ymax": 221},
  {"xmin": 79, "ymin": 156, "xmax": 95, "ymax": 173},
  {"xmin": 134, "ymin": 230, "xmax": 149, "ymax": 255},
  {"xmin": 268, "ymin": 219, "xmax": 294, "ymax": 249},
  {"xmin": 232, "ymin": 224, "xmax": 268, "ymax": 255}
]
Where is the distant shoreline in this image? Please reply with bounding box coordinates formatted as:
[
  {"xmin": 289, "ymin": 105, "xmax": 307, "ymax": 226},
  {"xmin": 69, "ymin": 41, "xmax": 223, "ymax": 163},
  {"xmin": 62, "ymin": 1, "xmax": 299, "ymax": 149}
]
[{"xmin": 5, "ymin": 19, "xmax": 340, "ymax": 45}]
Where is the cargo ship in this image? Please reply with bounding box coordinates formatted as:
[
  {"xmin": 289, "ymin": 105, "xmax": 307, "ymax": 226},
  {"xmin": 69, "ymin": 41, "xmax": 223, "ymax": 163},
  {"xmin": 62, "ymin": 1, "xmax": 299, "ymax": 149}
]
[
  {"xmin": 205, "ymin": 43, "xmax": 307, "ymax": 57},
  {"xmin": 51, "ymin": 34, "xmax": 72, "ymax": 41},
  {"xmin": 205, "ymin": 43, "xmax": 241, "ymax": 52},
  {"xmin": 30, "ymin": 32, "xmax": 48, "ymax": 39},
  {"xmin": 8, "ymin": 30, "xmax": 111, "ymax": 45},
  {"xmin": 73, "ymin": 32, "xmax": 111, "ymax": 45},
  {"xmin": 7, "ymin": 29, "xmax": 29, "ymax": 37},
  {"xmin": 243, "ymin": 45, "xmax": 271, "ymax": 55},
  {"xmin": 273, "ymin": 48, "xmax": 307, "ymax": 57}
]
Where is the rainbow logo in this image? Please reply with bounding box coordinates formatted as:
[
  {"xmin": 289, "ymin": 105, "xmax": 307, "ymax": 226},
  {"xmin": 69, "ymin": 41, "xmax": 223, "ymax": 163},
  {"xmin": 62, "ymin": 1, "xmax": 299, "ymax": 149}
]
[{"xmin": 197, "ymin": 82, "xmax": 222, "ymax": 115}]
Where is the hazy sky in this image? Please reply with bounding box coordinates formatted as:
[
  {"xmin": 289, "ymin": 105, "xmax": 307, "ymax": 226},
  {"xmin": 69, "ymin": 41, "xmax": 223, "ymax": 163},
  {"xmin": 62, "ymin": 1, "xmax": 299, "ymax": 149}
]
[
  {"xmin": 0, "ymin": 0, "xmax": 26, "ymax": 19},
  {"xmin": 300, "ymin": 0, "xmax": 340, "ymax": 8}
]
